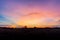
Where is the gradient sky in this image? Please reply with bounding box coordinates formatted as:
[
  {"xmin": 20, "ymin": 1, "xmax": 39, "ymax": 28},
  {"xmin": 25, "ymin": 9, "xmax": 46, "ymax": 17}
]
[{"xmin": 0, "ymin": 0, "xmax": 60, "ymax": 28}]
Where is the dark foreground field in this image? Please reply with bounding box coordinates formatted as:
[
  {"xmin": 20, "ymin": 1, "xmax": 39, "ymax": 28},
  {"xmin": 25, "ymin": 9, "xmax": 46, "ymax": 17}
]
[{"xmin": 0, "ymin": 27, "xmax": 60, "ymax": 37}]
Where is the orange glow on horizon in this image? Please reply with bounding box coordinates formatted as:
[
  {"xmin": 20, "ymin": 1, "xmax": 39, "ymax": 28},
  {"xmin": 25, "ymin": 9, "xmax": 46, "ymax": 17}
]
[{"xmin": 16, "ymin": 12, "xmax": 59, "ymax": 28}]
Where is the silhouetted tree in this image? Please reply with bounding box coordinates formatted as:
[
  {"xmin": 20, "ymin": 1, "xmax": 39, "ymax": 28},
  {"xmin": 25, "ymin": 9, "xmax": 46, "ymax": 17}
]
[
  {"xmin": 24, "ymin": 26, "xmax": 27, "ymax": 28},
  {"xmin": 45, "ymin": 27, "xmax": 50, "ymax": 28},
  {"xmin": 34, "ymin": 27, "xmax": 37, "ymax": 28}
]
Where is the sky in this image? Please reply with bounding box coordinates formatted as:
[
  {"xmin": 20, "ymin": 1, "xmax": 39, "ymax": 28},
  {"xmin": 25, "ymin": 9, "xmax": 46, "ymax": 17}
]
[{"xmin": 0, "ymin": 0, "xmax": 60, "ymax": 28}]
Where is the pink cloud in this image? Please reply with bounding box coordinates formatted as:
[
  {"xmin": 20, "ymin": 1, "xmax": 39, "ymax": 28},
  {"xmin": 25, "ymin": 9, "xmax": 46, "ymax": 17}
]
[{"xmin": 2, "ymin": 1, "xmax": 60, "ymax": 27}]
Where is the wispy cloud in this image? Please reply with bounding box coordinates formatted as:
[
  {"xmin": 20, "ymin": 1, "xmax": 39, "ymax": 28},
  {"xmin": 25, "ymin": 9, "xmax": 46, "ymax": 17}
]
[{"xmin": 0, "ymin": 0, "xmax": 60, "ymax": 28}]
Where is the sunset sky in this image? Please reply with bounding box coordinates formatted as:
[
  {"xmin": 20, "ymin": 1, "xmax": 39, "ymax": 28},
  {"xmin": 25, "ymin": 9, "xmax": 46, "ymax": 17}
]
[{"xmin": 0, "ymin": 0, "xmax": 60, "ymax": 28}]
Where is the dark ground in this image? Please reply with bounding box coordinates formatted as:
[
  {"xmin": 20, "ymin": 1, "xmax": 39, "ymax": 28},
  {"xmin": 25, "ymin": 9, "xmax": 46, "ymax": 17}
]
[
  {"xmin": 0, "ymin": 27, "xmax": 60, "ymax": 38},
  {"xmin": 0, "ymin": 28, "xmax": 60, "ymax": 36}
]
